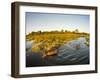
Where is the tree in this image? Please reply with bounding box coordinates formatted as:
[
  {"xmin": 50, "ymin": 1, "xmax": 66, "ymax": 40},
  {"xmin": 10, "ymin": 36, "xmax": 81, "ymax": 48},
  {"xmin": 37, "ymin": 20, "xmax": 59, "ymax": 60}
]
[
  {"xmin": 65, "ymin": 30, "xmax": 68, "ymax": 32},
  {"xmin": 38, "ymin": 30, "xmax": 42, "ymax": 34},
  {"xmin": 61, "ymin": 29, "xmax": 64, "ymax": 32},
  {"xmin": 74, "ymin": 29, "xmax": 79, "ymax": 33}
]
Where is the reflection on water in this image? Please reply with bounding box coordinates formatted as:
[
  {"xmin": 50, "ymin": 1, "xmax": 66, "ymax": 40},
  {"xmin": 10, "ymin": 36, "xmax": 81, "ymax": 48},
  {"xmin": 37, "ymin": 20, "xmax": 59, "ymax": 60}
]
[{"xmin": 26, "ymin": 37, "xmax": 89, "ymax": 67}]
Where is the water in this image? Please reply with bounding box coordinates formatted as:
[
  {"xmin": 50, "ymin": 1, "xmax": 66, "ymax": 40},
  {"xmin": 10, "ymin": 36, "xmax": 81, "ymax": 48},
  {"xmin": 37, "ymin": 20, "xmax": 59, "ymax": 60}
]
[
  {"xmin": 55, "ymin": 37, "xmax": 89, "ymax": 64},
  {"xmin": 26, "ymin": 37, "xmax": 89, "ymax": 67}
]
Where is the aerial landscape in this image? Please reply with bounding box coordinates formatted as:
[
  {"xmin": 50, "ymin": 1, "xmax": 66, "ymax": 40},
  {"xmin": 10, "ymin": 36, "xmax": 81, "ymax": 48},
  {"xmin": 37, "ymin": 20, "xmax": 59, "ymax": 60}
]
[{"xmin": 25, "ymin": 12, "xmax": 90, "ymax": 67}]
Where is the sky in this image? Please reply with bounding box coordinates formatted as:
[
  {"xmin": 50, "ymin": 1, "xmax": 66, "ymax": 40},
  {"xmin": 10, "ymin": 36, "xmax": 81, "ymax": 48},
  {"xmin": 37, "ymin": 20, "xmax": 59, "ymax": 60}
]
[{"xmin": 25, "ymin": 12, "xmax": 90, "ymax": 34}]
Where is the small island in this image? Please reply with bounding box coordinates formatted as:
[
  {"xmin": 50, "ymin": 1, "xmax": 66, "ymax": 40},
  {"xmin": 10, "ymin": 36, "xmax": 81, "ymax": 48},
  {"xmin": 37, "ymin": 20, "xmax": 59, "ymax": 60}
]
[{"xmin": 26, "ymin": 29, "xmax": 89, "ymax": 58}]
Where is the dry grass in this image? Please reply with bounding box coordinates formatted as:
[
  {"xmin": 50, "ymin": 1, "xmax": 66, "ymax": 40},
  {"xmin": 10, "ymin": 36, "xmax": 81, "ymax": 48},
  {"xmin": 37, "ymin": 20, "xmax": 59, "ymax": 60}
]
[{"xmin": 26, "ymin": 32, "xmax": 89, "ymax": 54}]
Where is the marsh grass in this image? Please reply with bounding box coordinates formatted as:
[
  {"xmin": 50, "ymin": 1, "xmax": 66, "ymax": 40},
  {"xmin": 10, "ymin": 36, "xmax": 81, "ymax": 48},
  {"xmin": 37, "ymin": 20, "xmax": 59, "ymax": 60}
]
[{"xmin": 26, "ymin": 31, "xmax": 89, "ymax": 56}]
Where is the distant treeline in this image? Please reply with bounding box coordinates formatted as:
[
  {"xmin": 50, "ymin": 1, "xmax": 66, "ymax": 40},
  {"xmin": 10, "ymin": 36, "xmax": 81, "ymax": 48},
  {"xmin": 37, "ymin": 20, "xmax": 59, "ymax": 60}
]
[{"xmin": 27, "ymin": 29, "xmax": 89, "ymax": 36}]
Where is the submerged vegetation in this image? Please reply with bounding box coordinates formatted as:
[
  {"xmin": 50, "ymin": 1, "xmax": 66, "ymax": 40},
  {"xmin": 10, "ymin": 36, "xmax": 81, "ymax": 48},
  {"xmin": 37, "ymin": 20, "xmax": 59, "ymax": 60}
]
[{"xmin": 26, "ymin": 29, "xmax": 90, "ymax": 57}]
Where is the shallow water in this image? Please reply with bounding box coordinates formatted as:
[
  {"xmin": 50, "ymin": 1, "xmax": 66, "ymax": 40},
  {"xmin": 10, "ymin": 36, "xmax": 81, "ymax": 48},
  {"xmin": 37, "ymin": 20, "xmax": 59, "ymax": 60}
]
[{"xmin": 26, "ymin": 37, "xmax": 89, "ymax": 67}]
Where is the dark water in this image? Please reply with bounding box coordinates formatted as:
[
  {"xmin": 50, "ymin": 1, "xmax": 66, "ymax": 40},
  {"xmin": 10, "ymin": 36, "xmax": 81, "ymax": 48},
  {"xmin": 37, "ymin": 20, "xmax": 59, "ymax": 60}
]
[{"xmin": 26, "ymin": 37, "xmax": 89, "ymax": 67}]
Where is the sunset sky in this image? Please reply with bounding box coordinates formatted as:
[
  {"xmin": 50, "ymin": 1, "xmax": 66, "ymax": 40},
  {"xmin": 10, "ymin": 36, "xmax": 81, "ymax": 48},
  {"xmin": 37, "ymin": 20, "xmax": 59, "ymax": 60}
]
[{"xmin": 25, "ymin": 12, "xmax": 90, "ymax": 34}]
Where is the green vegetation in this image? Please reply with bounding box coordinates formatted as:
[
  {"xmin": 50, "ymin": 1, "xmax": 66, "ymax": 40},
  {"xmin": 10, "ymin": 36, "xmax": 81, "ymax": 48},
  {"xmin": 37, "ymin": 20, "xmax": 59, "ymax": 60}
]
[
  {"xmin": 85, "ymin": 36, "xmax": 90, "ymax": 46},
  {"xmin": 26, "ymin": 29, "xmax": 89, "ymax": 53}
]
